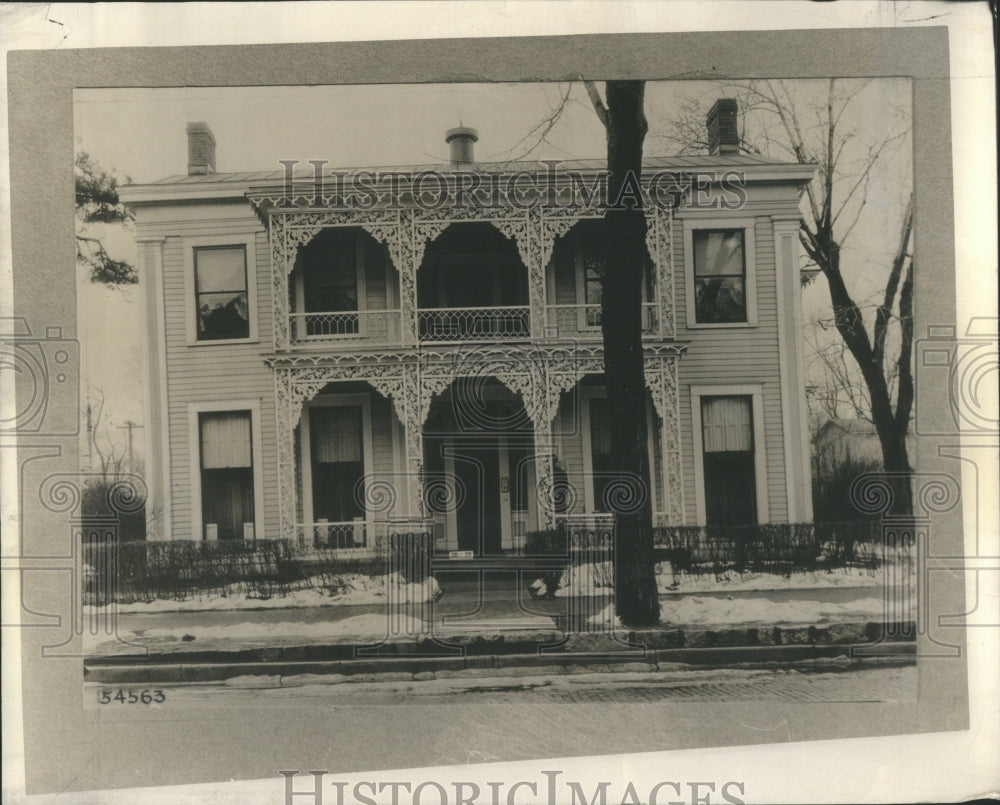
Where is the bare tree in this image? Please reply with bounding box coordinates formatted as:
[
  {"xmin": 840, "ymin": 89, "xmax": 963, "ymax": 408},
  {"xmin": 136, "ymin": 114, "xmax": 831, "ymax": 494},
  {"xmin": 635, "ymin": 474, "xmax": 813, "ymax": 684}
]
[
  {"xmin": 493, "ymin": 81, "xmax": 660, "ymax": 625},
  {"xmin": 662, "ymin": 79, "xmax": 915, "ymax": 513},
  {"xmin": 585, "ymin": 80, "xmax": 659, "ymax": 627},
  {"xmin": 804, "ymin": 319, "xmax": 873, "ymax": 425},
  {"xmin": 86, "ymin": 387, "xmax": 128, "ymax": 480}
]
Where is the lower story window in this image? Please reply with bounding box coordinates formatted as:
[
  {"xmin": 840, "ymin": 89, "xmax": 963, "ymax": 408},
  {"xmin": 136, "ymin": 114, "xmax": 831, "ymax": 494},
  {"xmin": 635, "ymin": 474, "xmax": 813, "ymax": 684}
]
[
  {"xmin": 199, "ymin": 411, "xmax": 255, "ymax": 540},
  {"xmin": 310, "ymin": 405, "xmax": 365, "ymax": 523},
  {"xmin": 589, "ymin": 397, "xmax": 614, "ymax": 512},
  {"xmin": 701, "ymin": 395, "xmax": 757, "ymax": 525}
]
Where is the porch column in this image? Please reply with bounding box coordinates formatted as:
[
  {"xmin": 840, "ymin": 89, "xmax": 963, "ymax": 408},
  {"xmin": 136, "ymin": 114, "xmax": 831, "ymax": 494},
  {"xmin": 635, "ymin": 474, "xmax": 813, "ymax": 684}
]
[
  {"xmin": 645, "ymin": 206, "xmax": 675, "ymax": 339},
  {"xmin": 270, "ymin": 215, "xmax": 291, "ymax": 349},
  {"xmin": 532, "ymin": 415, "xmax": 556, "ymax": 529},
  {"xmin": 645, "ymin": 355, "xmax": 684, "ymax": 525},
  {"xmin": 526, "ymin": 207, "xmax": 548, "ymax": 339},
  {"xmin": 400, "ymin": 362, "xmax": 424, "ymax": 516},
  {"xmin": 395, "ymin": 210, "xmax": 419, "ymax": 345},
  {"xmin": 529, "ymin": 373, "xmax": 560, "ymax": 530},
  {"xmin": 274, "ymin": 369, "xmax": 299, "ymax": 542}
]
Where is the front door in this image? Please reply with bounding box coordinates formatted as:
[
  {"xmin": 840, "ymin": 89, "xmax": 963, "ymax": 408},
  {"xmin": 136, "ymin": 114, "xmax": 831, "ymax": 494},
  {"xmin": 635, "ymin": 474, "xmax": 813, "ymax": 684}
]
[{"xmin": 452, "ymin": 443, "xmax": 503, "ymax": 555}]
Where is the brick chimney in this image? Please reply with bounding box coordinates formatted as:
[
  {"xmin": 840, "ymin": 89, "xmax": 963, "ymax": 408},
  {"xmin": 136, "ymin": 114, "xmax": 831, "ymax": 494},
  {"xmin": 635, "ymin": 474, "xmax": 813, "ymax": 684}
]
[
  {"xmin": 445, "ymin": 126, "xmax": 478, "ymax": 165},
  {"xmin": 706, "ymin": 99, "xmax": 739, "ymax": 156},
  {"xmin": 186, "ymin": 122, "xmax": 216, "ymax": 175}
]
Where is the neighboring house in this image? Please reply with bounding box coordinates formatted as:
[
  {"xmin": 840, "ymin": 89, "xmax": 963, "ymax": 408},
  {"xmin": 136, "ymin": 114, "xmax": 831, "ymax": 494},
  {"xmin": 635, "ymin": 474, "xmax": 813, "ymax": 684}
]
[
  {"xmin": 120, "ymin": 99, "xmax": 816, "ymax": 553},
  {"xmin": 812, "ymin": 417, "xmax": 914, "ymax": 478}
]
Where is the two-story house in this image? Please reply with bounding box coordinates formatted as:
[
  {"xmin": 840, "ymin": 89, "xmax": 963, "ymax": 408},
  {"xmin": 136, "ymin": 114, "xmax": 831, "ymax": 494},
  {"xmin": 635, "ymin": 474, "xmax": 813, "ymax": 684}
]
[{"xmin": 121, "ymin": 99, "xmax": 815, "ymax": 555}]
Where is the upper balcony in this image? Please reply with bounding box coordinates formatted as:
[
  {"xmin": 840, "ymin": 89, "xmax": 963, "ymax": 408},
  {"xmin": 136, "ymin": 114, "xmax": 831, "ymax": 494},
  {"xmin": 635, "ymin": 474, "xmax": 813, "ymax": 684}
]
[{"xmin": 284, "ymin": 220, "xmax": 667, "ymax": 350}]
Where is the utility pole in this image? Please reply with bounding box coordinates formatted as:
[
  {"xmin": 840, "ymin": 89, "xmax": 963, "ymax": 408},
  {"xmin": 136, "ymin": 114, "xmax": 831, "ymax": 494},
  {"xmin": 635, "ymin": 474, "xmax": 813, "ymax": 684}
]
[{"xmin": 116, "ymin": 420, "xmax": 143, "ymax": 474}]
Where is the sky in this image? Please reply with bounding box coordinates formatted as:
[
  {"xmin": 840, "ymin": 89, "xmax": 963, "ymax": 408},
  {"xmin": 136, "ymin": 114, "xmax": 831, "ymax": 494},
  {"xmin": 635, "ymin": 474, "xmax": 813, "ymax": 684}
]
[{"xmin": 74, "ymin": 78, "xmax": 912, "ymax": 461}]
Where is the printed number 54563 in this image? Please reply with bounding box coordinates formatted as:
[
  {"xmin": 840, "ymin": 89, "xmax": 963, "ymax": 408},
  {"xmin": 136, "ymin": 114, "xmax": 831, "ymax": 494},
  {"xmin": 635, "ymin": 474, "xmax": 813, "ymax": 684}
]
[{"xmin": 98, "ymin": 689, "xmax": 165, "ymax": 705}]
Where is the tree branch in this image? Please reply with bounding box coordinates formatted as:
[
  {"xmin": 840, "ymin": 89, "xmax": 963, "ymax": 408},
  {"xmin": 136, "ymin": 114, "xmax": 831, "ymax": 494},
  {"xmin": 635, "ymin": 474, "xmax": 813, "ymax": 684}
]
[{"xmin": 873, "ymin": 193, "xmax": 913, "ymax": 367}]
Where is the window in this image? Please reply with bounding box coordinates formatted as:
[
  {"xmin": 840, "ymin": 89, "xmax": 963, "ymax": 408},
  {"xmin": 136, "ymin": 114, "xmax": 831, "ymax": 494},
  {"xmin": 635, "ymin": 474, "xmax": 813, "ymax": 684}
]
[
  {"xmin": 700, "ymin": 396, "xmax": 757, "ymax": 525},
  {"xmin": 303, "ymin": 238, "xmax": 359, "ymax": 336},
  {"xmin": 194, "ymin": 246, "xmax": 249, "ymax": 340},
  {"xmin": 580, "ymin": 227, "xmax": 604, "ymax": 327},
  {"xmin": 574, "ymin": 222, "xmax": 654, "ymax": 329},
  {"xmin": 199, "ymin": 411, "xmax": 255, "ymax": 540},
  {"xmin": 588, "ymin": 397, "xmax": 614, "ymax": 512},
  {"xmin": 309, "ymin": 405, "xmax": 365, "ymax": 523},
  {"xmin": 693, "ymin": 229, "xmax": 746, "ymax": 323}
]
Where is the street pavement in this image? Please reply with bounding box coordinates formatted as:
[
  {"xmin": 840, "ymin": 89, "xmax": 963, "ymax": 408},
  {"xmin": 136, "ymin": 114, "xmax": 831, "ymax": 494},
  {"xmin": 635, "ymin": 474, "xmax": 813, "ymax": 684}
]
[{"xmin": 85, "ymin": 663, "xmax": 917, "ymax": 708}]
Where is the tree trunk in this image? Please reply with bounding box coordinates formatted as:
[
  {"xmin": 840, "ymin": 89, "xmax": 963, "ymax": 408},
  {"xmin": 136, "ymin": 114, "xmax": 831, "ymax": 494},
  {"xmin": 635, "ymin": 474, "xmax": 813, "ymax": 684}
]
[
  {"xmin": 601, "ymin": 81, "xmax": 659, "ymax": 627},
  {"xmin": 818, "ymin": 238, "xmax": 913, "ymax": 515}
]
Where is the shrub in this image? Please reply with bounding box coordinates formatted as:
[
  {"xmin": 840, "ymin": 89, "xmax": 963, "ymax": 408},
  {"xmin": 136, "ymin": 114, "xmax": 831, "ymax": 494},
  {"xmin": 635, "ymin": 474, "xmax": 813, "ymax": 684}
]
[
  {"xmin": 653, "ymin": 520, "xmax": 889, "ymax": 575},
  {"xmin": 80, "ymin": 478, "xmax": 146, "ymax": 542},
  {"xmin": 83, "ymin": 539, "xmax": 300, "ymax": 605},
  {"xmin": 813, "ymin": 457, "xmax": 882, "ymax": 523}
]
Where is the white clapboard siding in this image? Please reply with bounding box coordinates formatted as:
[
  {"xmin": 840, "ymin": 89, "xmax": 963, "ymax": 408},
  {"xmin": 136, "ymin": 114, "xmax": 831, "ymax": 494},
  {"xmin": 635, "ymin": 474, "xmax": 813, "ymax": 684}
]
[
  {"xmin": 673, "ymin": 215, "xmax": 790, "ymax": 524},
  {"xmin": 161, "ymin": 213, "xmax": 279, "ymax": 541}
]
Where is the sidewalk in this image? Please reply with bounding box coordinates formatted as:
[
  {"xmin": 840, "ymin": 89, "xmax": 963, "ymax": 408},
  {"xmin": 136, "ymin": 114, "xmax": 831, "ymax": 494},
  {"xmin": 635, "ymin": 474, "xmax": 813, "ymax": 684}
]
[{"xmin": 83, "ymin": 584, "xmax": 916, "ymax": 684}]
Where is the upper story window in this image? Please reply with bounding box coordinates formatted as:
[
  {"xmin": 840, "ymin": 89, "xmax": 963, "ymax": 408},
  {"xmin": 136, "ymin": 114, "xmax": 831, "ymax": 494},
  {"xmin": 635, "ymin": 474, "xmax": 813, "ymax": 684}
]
[
  {"xmin": 580, "ymin": 228, "xmax": 604, "ymax": 328},
  {"xmin": 303, "ymin": 239, "xmax": 358, "ymax": 314},
  {"xmin": 563, "ymin": 221, "xmax": 654, "ymax": 331},
  {"xmin": 692, "ymin": 229, "xmax": 746, "ymax": 323},
  {"xmin": 301, "ymin": 237, "xmax": 360, "ymax": 336},
  {"xmin": 194, "ymin": 245, "xmax": 249, "ymax": 340}
]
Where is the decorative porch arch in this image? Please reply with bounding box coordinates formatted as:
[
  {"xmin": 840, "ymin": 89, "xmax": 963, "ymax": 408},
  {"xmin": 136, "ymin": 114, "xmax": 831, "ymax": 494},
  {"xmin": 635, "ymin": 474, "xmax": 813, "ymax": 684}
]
[{"xmin": 263, "ymin": 201, "xmax": 675, "ymax": 349}]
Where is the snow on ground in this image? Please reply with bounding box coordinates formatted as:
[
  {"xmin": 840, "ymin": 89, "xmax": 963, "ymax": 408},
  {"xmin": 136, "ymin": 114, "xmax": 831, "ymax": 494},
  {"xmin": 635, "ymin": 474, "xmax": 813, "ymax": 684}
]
[
  {"xmin": 124, "ymin": 613, "xmax": 434, "ymax": 643},
  {"xmin": 83, "ymin": 573, "xmax": 441, "ymax": 615},
  {"xmin": 551, "ymin": 561, "xmax": 908, "ymax": 598},
  {"xmin": 588, "ymin": 593, "xmax": 894, "ymax": 629},
  {"xmin": 91, "ymin": 592, "xmax": 899, "ymax": 651}
]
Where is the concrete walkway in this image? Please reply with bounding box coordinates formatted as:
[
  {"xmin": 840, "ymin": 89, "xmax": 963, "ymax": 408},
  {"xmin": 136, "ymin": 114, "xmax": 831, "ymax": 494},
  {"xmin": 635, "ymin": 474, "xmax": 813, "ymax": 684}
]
[{"xmin": 82, "ymin": 582, "xmax": 915, "ymax": 685}]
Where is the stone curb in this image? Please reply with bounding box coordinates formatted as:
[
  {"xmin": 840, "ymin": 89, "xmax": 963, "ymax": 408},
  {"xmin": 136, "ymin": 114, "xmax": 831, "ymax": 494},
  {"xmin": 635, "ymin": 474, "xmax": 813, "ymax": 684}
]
[
  {"xmin": 86, "ymin": 620, "xmax": 915, "ymax": 667},
  {"xmin": 84, "ymin": 630, "xmax": 916, "ymax": 685}
]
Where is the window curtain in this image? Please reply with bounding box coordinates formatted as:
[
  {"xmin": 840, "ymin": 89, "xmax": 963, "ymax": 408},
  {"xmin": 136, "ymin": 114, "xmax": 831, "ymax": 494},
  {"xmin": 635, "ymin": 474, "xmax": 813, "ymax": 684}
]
[
  {"xmin": 200, "ymin": 412, "xmax": 252, "ymax": 468},
  {"xmin": 311, "ymin": 406, "xmax": 363, "ymax": 463},
  {"xmin": 701, "ymin": 397, "xmax": 752, "ymax": 453}
]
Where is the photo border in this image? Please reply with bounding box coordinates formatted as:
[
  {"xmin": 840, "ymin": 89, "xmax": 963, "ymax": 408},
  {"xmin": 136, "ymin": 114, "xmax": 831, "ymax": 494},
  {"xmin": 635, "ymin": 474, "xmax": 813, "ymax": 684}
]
[{"xmin": 7, "ymin": 25, "xmax": 969, "ymax": 795}]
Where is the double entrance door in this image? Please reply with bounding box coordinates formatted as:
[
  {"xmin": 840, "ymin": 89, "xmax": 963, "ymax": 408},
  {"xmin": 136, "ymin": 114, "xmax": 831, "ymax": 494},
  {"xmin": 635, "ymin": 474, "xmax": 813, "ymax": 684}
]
[{"xmin": 423, "ymin": 436, "xmax": 534, "ymax": 555}]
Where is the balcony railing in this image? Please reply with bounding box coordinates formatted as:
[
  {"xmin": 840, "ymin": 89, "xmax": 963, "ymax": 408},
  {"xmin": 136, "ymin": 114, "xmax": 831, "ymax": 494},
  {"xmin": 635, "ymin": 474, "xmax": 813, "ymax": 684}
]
[
  {"xmin": 287, "ymin": 302, "xmax": 662, "ymax": 347},
  {"xmin": 300, "ymin": 518, "xmax": 369, "ymax": 550},
  {"xmin": 417, "ymin": 306, "xmax": 531, "ymax": 342},
  {"xmin": 545, "ymin": 303, "xmax": 659, "ymax": 338},
  {"xmin": 296, "ymin": 517, "xmax": 435, "ymax": 551},
  {"xmin": 290, "ymin": 309, "xmax": 401, "ymax": 344}
]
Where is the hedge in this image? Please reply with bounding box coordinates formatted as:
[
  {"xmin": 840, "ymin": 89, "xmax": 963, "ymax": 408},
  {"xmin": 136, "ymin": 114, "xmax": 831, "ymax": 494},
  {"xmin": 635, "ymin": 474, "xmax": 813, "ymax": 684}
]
[
  {"xmin": 83, "ymin": 531, "xmax": 433, "ymax": 605},
  {"xmin": 526, "ymin": 519, "xmax": 894, "ymax": 576}
]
